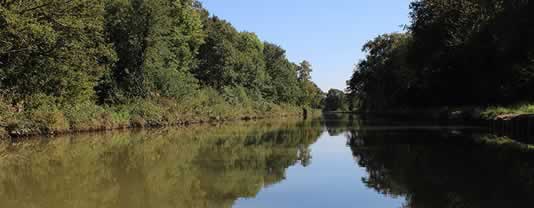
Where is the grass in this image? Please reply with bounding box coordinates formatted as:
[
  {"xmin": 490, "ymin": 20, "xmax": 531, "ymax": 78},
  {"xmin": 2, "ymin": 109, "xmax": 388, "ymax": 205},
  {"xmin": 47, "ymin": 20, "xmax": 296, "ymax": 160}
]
[
  {"xmin": 481, "ymin": 103, "xmax": 534, "ymax": 119},
  {"xmin": 474, "ymin": 135, "xmax": 534, "ymax": 151},
  {"xmin": 0, "ymin": 90, "xmax": 318, "ymax": 138}
]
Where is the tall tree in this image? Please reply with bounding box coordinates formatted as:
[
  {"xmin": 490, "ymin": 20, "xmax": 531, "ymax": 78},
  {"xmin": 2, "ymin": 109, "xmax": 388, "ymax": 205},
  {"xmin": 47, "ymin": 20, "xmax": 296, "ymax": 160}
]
[
  {"xmin": 0, "ymin": 0, "xmax": 115, "ymax": 105},
  {"xmin": 195, "ymin": 16, "xmax": 268, "ymax": 98},
  {"xmin": 294, "ymin": 61, "xmax": 324, "ymax": 108},
  {"xmin": 102, "ymin": 0, "xmax": 204, "ymax": 102},
  {"xmin": 297, "ymin": 60, "xmax": 312, "ymax": 82},
  {"xmin": 347, "ymin": 33, "xmax": 414, "ymax": 111},
  {"xmin": 263, "ymin": 42, "xmax": 301, "ymax": 104}
]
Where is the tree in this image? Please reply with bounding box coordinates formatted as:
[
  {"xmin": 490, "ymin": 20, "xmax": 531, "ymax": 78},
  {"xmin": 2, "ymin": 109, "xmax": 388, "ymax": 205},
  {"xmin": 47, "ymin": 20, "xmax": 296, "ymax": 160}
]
[
  {"xmin": 1, "ymin": 0, "xmax": 326, "ymax": 114},
  {"xmin": 324, "ymin": 89, "xmax": 347, "ymax": 112},
  {"xmin": 299, "ymin": 80, "xmax": 324, "ymax": 109},
  {"xmin": 297, "ymin": 60, "xmax": 312, "ymax": 82},
  {"xmin": 101, "ymin": 0, "xmax": 204, "ymax": 102},
  {"xmin": 195, "ymin": 16, "xmax": 268, "ymax": 99},
  {"xmin": 347, "ymin": 33, "xmax": 414, "ymax": 111},
  {"xmin": 143, "ymin": 0, "xmax": 205, "ymax": 99},
  {"xmin": 263, "ymin": 42, "xmax": 301, "ymax": 104},
  {"xmin": 0, "ymin": 0, "xmax": 115, "ymax": 105},
  {"xmin": 408, "ymin": 0, "xmax": 534, "ymax": 105},
  {"xmin": 293, "ymin": 60, "xmax": 323, "ymax": 108},
  {"xmin": 348, "ymin": 0, "xmax": 534, "ymax": 110}
]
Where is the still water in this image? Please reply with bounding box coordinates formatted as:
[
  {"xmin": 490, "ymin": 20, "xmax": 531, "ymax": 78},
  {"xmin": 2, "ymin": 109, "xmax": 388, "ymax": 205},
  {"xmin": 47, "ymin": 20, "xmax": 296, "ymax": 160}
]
[{"xmin": 0, "ymin": 115, "xmax": 533, "ymax": 208}]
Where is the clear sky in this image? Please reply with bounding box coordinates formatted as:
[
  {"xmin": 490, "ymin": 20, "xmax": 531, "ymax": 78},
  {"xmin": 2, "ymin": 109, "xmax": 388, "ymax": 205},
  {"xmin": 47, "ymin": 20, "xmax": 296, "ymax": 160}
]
[{"xmin": 200, "ymin": 0, "xmax": 411, "ymax": 92}]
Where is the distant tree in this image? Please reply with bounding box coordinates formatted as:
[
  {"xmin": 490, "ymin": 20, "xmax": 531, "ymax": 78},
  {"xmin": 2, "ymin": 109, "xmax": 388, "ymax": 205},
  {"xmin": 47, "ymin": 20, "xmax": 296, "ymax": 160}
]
[
  {"xmin": 293, "ymin": 61, "xmax": 324, "ymax": 108},
  {"xmin": 300, "ymin": 81, "xmax": 324, "ymax": 109},
  {"xmin": 324, "ymin": 89, "xmax": 347, "ymax": 112},
  {"xmin": 297, "ymin": 60, "xmax": 312, "ymax": 82}
]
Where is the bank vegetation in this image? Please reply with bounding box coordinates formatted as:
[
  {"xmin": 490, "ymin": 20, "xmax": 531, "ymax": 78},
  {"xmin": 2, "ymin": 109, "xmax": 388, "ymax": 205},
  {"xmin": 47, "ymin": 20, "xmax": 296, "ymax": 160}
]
[{"xmin": 0, "ymin": 0, "xmax": 324, "ymax": 138}]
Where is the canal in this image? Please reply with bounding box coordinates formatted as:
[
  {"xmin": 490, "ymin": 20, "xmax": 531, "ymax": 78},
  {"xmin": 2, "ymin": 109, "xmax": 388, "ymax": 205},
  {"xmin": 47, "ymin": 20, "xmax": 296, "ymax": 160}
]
[{"xmin": 0, "ymin": 114, "xmax": 532, "ymax": 207}]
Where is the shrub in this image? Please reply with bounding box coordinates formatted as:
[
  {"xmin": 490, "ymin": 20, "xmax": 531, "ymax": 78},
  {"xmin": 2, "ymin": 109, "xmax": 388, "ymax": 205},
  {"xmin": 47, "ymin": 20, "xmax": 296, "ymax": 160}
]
[
  {"xmin": 0, "ymin": 128, "xmax": 8, "ymax": 140},
  {"xmin": 128, "ymin": 100, "xmax": 165, "ymax": 126},
  {"xmin": 64, "ymin": 102, "xmax": 107, "ymax": 131},
  {"xmin": 130, "ymin": 115, "xmax": 146, "ymax": 128},
  {"xmin": 29, "ymin": 109, "xmax": 69, "ymax": 134},
  {"xmin": 482, "ymin": 103, "xmax": 534, "ymax": 119},
  {"xmin": 0, "ymin": 97, "xmax": 14, "ymax": 127},
  {"xmin": 110, "ymin": 109, "xmax": 131, "ymax": 129}
]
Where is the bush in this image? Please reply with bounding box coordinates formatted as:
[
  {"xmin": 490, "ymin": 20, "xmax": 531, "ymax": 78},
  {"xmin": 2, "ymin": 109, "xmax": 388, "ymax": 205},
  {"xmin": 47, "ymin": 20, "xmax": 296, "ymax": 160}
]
[
  {"xmin": 127, "ymin": 100, "xmax": 166, "ymax": 126},
  {"xmin": 0, "ymin": 97, "xmax": 14, "ymax": 127},
  {"xmin": 482, "ymin": 104, "xmax": 534, "ymax": 119},
  {"xmin": 0, "ymin": 128, "xmax": 8, "ymax": 140},
  {"xmin": 130, "ymin": 115, "xmax": 146, "ymax": 128},
  {"xmin": 109, "ymin": 109, "xmax": 131, "ymax": 129},
  {"xmin": 2, "ymin": 95, "xmax": 69, "ymax": 135},
  {"xmin": 30, "ymin": 110, "xmax": 69, "ymax": 134},
  {"xmin": 0, "ymin": 88, "xmax": 315, "ymax": 137},
  {"xmin": 64, "ymin": 102, "xmax": 107, "ymax": 131}
]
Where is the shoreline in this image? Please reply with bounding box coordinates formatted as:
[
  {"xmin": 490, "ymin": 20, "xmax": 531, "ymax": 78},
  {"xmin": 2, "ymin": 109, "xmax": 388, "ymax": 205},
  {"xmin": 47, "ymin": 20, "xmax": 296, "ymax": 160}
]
[
  {"xmin": 333, "ymin": 108, "xmax": 534, "ymax": 144},
  {"xmin": 1, "ymin": 107, "xmax": 321, "ymax": 140}
]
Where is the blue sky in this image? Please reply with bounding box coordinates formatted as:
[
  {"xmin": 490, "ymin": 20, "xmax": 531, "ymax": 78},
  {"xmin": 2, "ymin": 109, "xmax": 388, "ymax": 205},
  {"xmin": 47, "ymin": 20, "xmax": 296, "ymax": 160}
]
[{"xmin": 200, "ymin": 0, "xmax": 411, "ymax": 92}]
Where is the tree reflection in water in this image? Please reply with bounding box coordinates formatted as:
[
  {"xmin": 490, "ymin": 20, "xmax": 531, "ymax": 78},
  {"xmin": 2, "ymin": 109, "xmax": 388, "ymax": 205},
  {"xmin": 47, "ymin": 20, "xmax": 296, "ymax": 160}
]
[
  {"xmin": 0, "ymin": 119, "xmax": 322, "ymax": 208},
  {"xmin": 347, "ymin": 122, "xmax": 534, "ymax": 208},
  {"xmin": 2, "ymin": 115, "xmax": 533, "ymax": 208}
]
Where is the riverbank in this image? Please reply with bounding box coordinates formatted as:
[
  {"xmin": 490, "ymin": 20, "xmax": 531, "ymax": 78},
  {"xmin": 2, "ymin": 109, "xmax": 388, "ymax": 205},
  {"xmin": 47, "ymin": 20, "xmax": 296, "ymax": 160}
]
[
  {"xmin": 349, "ymin": 105, "xmax": 534, "ymax": 122},
  {"xmin": 0, "ymin": 98, "xmax": 320, "ymax": 139},
  {"xmin": 350, "ymin": 107, "xmax": 485, "ymax": 124},
  {"xmin": 348, "ymin": 105, "xmax": 534, "ymax": 143},
  {"xmin": 480, "ymin": 104, "xmax": 534, "ymax": 120}
]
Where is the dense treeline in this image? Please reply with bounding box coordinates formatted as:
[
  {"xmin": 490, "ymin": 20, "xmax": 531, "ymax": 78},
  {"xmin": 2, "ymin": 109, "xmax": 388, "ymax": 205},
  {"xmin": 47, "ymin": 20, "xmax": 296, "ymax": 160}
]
[
  {"xmin": 0, "ymin": 0, "xmax": 323, "ymax": 135},
  {"xmin": 348, "ymin": 0, "xmax": 534, "ymax": 111}
]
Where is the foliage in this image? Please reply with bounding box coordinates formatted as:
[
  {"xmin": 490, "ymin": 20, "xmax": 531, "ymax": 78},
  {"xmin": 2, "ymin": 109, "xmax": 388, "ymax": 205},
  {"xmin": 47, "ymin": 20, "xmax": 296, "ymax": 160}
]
[
  {"xmin": 347, "ymin": 33, "xmax": 414, "ymax": 111},
  {"xmin": 323, "ymin": 89, "xmax": 347, "ymax": 112},
  {"xmin": 0, "ymin": 0, "xmax": 324, "ymax": 136},
  {"xmin": 347, "ymin": 0, "xmax": 534, "ymax": 111},
  {"xmin": 297, "ymin": 60, "xmax": 312, "ymax": 82},
  {"xmin": 0, "ymin": 0, "xmax": 115, "ymax": 105},
  {"xmin": 103, "ymin": 0, "xmax": 204, "ymax": 100},
  {"xmin": 299, "ymin": 80, "xmax": 324, "ymax": 109},
  {"xmin": 263, "ymin": 42, "xmax": 301, "ymax": 104},
  {"xmin": 3, "ymin": 93, "xmax": 311, "ymax": 136},
  {"xmin": 481, "ymin": 104, "xmax": 534, "ymax": 119},
  {"xmin": 195, "ymin": 16, "xmax": 269, "ymax": 97},
  {"xmin": 295, "ymin": 61, "xmax": 324, "ymax": 108}
]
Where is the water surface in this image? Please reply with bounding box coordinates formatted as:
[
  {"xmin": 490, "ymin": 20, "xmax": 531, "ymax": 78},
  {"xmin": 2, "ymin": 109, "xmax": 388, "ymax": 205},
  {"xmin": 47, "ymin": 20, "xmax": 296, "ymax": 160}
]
[{"xmin": 1, "ymin": 115, "xmax": 533, "ymax": 207}]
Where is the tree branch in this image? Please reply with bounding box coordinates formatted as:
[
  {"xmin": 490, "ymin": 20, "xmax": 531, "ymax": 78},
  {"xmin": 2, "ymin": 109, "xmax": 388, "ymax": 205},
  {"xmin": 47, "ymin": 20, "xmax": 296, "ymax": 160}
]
[{"xmin": 18, "ymin": 0, "xmax": 74, "ymax": 15}]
